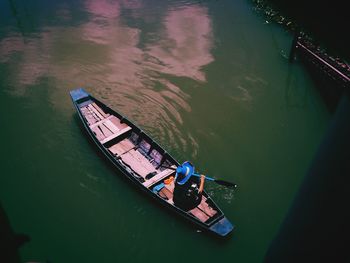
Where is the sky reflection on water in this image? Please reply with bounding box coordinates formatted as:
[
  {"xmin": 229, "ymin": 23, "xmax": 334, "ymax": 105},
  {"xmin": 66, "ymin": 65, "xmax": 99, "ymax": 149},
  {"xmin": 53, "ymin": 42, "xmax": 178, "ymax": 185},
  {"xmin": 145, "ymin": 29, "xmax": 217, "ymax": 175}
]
[
  {"xmin": 0, "ymin": 0, "xmax": 214, "ymax": 156},
  {"xmin": 0, "ymin": 1, "xmax": 332, "ymax": 262}
]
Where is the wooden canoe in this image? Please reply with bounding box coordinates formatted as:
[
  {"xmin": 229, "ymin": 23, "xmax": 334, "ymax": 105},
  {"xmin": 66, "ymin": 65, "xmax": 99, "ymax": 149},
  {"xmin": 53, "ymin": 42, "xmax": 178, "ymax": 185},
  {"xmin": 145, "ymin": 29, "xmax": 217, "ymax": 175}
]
[{"xmin": 70, "ymin": 88, "xmax": 234, "ymax": 237}]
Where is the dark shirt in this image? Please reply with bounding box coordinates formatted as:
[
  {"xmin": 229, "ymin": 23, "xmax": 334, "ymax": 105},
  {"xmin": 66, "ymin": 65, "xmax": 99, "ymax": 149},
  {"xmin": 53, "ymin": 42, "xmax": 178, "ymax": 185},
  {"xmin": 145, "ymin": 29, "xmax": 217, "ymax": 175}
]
[{"xmin": 173, "ymin": 175, "xmax": 202, "ymax": 210}]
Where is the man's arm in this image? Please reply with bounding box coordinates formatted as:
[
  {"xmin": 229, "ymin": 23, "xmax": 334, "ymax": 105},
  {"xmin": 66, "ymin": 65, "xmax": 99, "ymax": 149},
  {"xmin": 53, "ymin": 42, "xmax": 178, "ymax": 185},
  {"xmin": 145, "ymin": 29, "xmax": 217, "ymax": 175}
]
[{"xmin": 198, "ymin": 175, "xmax": 205, "ymax": 193}]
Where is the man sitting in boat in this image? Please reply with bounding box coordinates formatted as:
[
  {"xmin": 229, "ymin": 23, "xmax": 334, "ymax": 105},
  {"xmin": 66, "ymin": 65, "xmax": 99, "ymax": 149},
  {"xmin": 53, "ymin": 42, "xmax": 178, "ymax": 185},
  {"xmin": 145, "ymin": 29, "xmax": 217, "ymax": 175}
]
[{"xmin": 173, "ymin": 161, "xmax": 205, "ymax": 210}]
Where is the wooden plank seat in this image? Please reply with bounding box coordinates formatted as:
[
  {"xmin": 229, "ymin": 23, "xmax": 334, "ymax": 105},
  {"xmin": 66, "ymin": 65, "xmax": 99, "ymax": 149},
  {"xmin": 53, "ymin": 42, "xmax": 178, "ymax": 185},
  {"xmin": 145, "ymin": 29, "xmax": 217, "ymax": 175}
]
[
  {"xmin": 108, "ymin": 139, "xmax": 135, "ymax": 156},
  {"xmin": 89, "ymin": 115, "xmax": 114, "ymax": 129},
  {"xmin": 119, "ymin": 149, "xmax": 156, "ymax": 178},
  {"xmin": 100, "ymin": 126, "xmax": 132, "ymax": 144},
  {"xmin": 143, "ymin": 167, "xmax": 175, "ymax": 188},
  {"xmin": 89, "ymin": 112, "xmax": 132, "ymax": 143}
]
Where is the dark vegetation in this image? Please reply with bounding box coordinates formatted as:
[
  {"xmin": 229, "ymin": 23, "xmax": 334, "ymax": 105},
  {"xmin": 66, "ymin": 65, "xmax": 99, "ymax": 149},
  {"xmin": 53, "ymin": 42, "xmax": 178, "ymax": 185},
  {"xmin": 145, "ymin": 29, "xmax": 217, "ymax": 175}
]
[
  {"xmin": 253, "ymin": 0, "xmax": 349, "ymax": 111},
  {"xmin": 253, "ymin": 0, "xmax": 349, "ymax": 61}
]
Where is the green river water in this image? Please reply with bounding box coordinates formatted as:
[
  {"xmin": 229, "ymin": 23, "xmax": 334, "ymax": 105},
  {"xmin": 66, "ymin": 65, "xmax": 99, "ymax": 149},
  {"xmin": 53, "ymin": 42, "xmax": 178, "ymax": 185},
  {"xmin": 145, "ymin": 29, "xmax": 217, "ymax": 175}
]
[{"xmin": 0, "ymin": 0, "xmax": 330, "ymax": 262}]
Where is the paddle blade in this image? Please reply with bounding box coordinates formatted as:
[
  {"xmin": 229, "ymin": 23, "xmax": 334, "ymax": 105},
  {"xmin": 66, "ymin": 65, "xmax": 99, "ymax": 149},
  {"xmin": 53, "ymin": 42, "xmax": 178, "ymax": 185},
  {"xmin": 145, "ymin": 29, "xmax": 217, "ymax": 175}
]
[{"xmin": 214, "ymin": 179, "xmax": 237, "ymax": 189}]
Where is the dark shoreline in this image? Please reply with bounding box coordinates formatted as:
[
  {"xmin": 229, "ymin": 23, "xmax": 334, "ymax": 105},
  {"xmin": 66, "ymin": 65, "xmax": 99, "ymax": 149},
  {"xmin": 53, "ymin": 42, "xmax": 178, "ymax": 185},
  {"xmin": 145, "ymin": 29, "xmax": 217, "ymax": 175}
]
[
  {"xmin": 252, "ymin": 0, "xmax": 349, "ymax": 59},
  {"xmin": 252, "ymin": 0, "xmax": 349, "ymax": 111},
  {"xmin": 251, "ymin": 0, "xmax": 350, "ymax": 71}
]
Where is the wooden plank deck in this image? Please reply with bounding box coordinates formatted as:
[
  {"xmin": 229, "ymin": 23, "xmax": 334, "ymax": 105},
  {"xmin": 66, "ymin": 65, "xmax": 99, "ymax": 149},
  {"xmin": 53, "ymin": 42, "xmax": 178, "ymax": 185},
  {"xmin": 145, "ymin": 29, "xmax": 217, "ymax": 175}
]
[
  {"xmin": 119, "ymin": 149, "xmax": 156, "ymax": 178},
  {"xmin": 92, "ymin": 102, "xmax": 110, "ymax": 119},
  {"xmin": 198, "ymin": 196, "xmax": 217, "ymax": 217},
  {"xmin": 143, "ymin": 167, "xmax": 175, "ymax": 188},
  {"xmin": 81, "ymin": 106, "xmax": 99, "ymax": 125},
  {"xmin": 189, "ymin": 207, "xmax": 210, "ymax": 222},
  {"xmin": 110, "ymin": 116, "xmax": 129, "ymax": 130},
  {"xmin": 108, "ymin": 139, "xmax": 135, "ymax": 156},
  {"xmin": 88, "ymin": 104, "xmax": 104, "ymax": 120},
  {"xmin": 189, "ymin": 196, "xmax": 217, "ymax": 222},
  {"xmin": 103, "ymin": 120, "xmax": 120, "ymax": 134},
  {"xmin": 99, "ymin": 123, "xmax": 113, "ymax": 138},
  {"xmin": 91, "ymin": 125, "xmax": 105, "ymax": 141}
]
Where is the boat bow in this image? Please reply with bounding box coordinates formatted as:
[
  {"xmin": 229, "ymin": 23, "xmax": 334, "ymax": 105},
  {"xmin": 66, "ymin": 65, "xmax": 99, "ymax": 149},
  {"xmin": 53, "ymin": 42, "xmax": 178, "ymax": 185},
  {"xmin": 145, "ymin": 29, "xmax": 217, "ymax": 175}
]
[{"xmin": 209, "ymin": 217, "xmax": 234, "ymax": 237}]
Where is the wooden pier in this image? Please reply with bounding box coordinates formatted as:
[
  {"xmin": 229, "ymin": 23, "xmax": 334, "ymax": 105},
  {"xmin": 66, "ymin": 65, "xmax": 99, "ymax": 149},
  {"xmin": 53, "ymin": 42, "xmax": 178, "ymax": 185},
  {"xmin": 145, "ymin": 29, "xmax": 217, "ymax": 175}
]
[{"xmin": 291, "ymin": 36, "xmax": 350, "ymax": 89}]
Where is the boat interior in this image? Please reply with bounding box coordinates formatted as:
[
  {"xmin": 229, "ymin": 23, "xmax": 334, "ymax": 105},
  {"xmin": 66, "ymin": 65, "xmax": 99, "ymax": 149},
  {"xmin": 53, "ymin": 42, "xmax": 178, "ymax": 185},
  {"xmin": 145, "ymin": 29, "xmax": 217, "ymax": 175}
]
[{"xmin": 77, "ymin": 98, "xmax": 220, "ymax": 224}]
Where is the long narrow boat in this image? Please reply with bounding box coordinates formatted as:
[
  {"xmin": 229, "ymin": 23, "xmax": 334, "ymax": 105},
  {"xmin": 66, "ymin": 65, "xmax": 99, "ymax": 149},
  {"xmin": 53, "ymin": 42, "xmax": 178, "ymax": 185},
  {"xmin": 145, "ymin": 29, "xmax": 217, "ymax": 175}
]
[{"xmin": 70, "ymin": 88, "xmax": 234, "ymax": 237}]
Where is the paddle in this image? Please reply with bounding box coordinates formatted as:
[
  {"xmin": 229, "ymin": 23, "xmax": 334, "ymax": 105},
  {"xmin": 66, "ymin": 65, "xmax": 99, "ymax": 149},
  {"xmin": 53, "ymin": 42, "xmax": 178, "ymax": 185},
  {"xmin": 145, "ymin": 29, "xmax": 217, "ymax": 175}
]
[{"xmin": 160, "ymin": 165, "xmax": 237, "ymax": 189}]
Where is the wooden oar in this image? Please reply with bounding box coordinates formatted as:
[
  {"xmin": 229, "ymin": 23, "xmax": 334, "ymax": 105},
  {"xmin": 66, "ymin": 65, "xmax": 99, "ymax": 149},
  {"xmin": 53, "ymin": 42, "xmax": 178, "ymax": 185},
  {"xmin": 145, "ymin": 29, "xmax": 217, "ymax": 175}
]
[{"xmin": 160, "ymin": 165, "xmax": 237, "ymax": 189}]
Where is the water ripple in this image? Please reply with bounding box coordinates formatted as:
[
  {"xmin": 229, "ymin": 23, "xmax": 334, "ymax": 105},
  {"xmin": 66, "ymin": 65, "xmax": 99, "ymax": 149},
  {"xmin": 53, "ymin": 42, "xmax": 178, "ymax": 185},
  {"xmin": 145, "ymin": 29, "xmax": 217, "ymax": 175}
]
[{"xmin": 0, "ymin": 0, "xmax": 214, "ymax": 156}]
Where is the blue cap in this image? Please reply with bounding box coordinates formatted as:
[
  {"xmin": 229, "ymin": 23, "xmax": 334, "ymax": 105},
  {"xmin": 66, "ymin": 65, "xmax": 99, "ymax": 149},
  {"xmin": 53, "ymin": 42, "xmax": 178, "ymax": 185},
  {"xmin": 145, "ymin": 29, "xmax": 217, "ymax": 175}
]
[
  {"xmin": 176, "ymin": 162, "xmax": 194, "ymax": 185},
  {"xmin": 176, "ymin": 166, "xmax": 189, "ymax": 175}
]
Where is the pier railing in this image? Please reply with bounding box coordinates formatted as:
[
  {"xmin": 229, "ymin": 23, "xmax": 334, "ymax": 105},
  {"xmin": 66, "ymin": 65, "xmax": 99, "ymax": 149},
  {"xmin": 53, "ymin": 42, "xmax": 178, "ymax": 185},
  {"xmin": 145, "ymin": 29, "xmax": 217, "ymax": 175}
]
[{"xmin": 294, "ymin": 38, "xmax": 350, "ymax": 88}]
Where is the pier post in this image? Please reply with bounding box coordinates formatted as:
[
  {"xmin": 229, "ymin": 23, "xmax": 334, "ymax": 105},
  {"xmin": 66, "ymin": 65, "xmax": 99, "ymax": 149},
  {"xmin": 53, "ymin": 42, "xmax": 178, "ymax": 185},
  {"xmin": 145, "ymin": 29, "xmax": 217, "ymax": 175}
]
[{"xmin": 289, "ymin": 30, "xmax": 300, "ymax": 63}]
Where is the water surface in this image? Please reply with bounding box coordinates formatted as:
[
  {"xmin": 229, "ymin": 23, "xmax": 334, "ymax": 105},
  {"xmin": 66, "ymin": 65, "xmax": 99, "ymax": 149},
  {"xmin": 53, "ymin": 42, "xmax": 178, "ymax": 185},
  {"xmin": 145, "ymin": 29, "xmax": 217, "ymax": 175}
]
[{"xmin": 0, "ymin": 0, "xmax": 329, "ymax": 262}]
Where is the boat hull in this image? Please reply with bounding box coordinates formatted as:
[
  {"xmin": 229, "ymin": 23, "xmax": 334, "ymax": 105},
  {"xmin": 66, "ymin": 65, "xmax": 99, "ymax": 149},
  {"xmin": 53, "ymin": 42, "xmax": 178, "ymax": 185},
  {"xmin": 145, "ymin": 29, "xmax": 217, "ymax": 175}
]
[{"xmin": 70, "ymin": 88, "xmax": 234, "ymax": 237}]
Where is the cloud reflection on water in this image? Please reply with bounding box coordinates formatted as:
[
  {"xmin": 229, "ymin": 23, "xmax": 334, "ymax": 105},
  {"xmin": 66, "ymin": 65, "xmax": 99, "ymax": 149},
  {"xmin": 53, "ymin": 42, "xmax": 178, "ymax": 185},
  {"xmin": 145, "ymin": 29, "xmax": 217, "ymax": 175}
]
[
  {"xmin": 146, "ymin": 6, "xmax": 213, "ymax": 82},
  {"xmin": 0, "ymin": 0, "xmax": 214, "ymax": 157}
]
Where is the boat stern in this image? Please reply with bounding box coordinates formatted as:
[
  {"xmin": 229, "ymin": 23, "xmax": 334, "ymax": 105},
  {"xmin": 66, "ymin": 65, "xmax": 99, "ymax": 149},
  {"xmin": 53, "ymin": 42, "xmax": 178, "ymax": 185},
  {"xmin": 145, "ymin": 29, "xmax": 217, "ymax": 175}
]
[
  {"xmin": 209, "ymin": 217, "xmax": 234, "ymax": 237},
  {"xmin": 70, "ymin": 88, "xmax": 90, "ymax": 102}
]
